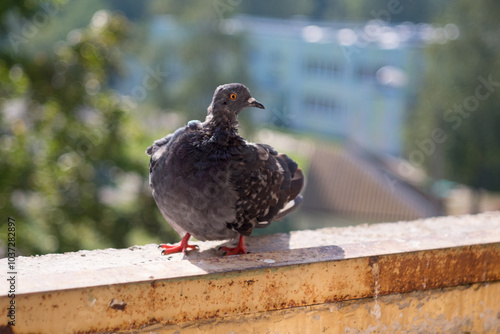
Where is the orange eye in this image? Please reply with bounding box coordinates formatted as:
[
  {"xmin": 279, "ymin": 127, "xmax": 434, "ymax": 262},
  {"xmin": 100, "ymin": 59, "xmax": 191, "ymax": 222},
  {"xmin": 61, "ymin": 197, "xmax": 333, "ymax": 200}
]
[{"xmin": 230, "ymin": 93, "xmax": 237, "ymax": 100}]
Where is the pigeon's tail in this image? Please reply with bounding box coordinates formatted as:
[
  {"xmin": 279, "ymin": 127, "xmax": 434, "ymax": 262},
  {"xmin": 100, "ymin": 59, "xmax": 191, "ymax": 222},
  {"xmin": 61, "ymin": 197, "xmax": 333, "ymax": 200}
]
[
  {"xmin": 288, "ymin": 167, "xmax": 304, "ymax": 202},
  {"xmin": 274, "ymin": 165, "xmax": 304, "ymax": 221},
  {"xmin": 255, "ymin": 195, "xmax": 303, "ymax": 228},
  {"xmin": 274, "ymin": 194, "xmax": 303, "ymax": 221}
]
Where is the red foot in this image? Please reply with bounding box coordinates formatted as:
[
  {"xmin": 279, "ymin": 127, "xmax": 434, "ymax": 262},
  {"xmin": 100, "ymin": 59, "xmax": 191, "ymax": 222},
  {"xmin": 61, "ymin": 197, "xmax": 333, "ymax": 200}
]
[
  {"xmin": 159, "ymin": 233, "xmax": 198, "ymax": 255},
  {"xmin": 221, "ymin": 236, "xmax": 247, "ymax": 256}
]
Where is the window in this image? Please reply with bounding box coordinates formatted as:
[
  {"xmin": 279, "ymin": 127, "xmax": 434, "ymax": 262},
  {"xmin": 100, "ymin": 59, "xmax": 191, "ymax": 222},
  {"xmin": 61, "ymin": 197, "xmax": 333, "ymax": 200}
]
[
  {"xmin": 304, "ymin": 57, "xmax": 340, "ymax": 77},
  {"xmin": 303, "ymin": 95, "xmax": 338, "ymax": 115}
]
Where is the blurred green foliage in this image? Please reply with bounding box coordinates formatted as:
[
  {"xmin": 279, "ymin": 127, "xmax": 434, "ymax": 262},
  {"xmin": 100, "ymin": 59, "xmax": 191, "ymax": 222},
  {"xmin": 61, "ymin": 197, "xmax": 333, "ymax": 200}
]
[
  {"xmin": 408, "ymin": 0, "xmax": 500, "ymax": 202},
  {"xmin": 0, "ymin": 2, "xmax": 176, "ymax": 255}
]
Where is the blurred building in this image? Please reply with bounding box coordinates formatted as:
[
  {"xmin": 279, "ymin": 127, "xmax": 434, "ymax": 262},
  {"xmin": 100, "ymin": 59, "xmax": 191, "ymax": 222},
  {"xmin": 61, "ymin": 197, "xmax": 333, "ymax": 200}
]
[
  {"xmin": 228, "ymin": 15, "xmax": 458, "ymax": 156},
  {"xmin": 126, "ymin": 15, "xmax": 457, "ymax": 157}
]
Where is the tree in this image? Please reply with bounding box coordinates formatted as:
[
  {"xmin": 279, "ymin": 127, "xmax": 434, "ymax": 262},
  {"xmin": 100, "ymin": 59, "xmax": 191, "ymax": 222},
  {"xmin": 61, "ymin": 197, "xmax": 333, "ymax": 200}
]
[
  {"xmin": 408, "ymin": 0, "xmax": 500, "ymax": 212},
  {"xmin": 0, "ymin": 3, "xmax": 177, "ymax": 255}
]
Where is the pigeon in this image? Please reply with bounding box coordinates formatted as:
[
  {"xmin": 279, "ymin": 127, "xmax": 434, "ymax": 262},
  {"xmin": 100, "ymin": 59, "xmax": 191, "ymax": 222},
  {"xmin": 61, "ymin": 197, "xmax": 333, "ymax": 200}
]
[{"xmin": 146, "ymin": 83, "xmax": 304, "ymax": 255}]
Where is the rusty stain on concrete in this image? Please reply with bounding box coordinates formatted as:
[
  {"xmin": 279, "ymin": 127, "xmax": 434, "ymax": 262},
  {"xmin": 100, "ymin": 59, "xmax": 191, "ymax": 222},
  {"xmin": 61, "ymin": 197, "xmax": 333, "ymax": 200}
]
[
  {"xmin": 376, "ymin": 244, "xmax": 500, "ymax": 295},
  {"xmin": 109, "ymin": 298, "xmax": 127, "ymax": 311},
  {"xmin": 0, "ymin": 325, "xmax": 14, "ymax": 334}
]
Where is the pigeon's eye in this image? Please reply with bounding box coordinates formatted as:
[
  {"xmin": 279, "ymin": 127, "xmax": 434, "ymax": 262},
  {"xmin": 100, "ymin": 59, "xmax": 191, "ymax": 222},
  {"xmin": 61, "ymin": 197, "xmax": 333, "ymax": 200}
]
[{"xmin": 230, "ymin": 93, "xmax": 237, "ymax": 100}]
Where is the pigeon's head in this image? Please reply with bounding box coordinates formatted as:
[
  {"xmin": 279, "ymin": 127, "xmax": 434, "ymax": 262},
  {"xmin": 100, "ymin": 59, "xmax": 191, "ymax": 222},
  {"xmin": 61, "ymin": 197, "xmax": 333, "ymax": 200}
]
[{"xmin": 208, "ymin": 83, "xmax": 264, "ymax": 120}]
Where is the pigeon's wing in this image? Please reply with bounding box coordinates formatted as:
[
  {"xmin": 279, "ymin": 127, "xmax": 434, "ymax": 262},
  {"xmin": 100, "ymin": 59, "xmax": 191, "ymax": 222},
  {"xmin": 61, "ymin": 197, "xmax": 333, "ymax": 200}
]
[
  {"xmin": 146, "ymin": 120, "xmax": 202, "ymax": 175},
  {"xmin": 146, "ymin": 133, "xmax": 173, "ymax": 176},
  {"xmin": 228, "ymin": 143, "xmax": 304, "ymax": 236}
]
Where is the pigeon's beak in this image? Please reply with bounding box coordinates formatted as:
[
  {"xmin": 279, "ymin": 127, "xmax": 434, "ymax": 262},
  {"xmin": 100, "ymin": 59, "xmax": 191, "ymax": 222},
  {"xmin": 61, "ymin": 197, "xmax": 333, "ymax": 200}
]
[{"xmin": 248, "ymin": 97, "xmax": 265, "ymax": 109}]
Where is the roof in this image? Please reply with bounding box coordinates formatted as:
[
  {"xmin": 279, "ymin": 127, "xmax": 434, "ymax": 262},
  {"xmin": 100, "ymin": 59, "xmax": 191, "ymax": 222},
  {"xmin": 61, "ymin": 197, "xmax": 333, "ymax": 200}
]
[{"xmin": 302, "ymin": 144, "xmax": 443, "ymax": 222}]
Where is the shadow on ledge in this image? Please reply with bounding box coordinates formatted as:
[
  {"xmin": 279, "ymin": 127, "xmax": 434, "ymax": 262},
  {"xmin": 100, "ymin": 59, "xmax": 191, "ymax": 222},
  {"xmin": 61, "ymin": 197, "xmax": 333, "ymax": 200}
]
[{"xmin": 183, "ymin": 233, "xmax": 345, "ymax": 274}]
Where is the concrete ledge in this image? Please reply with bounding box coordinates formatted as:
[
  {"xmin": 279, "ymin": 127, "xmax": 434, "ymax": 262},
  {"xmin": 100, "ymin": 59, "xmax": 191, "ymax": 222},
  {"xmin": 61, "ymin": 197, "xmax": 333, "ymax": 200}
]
[{"xmin": 1, "ymin": 212, "xmax": 499, "ymax": 333}]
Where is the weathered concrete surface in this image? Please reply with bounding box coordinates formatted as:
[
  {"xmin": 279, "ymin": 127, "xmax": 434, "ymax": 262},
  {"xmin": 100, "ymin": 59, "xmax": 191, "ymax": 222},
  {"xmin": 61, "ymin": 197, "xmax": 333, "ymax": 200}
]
[{"xmin": 0, "ymin": 212, "xmax": 499, "ymax": 333}]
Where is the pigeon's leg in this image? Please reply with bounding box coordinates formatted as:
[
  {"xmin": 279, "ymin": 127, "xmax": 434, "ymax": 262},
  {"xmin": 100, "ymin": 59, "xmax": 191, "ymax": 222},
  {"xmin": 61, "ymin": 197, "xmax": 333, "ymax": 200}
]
[
  {"xmin": 221, "ymin": 235, "xmax": 247, "ymax": 255},
  {"xmin": 159, "ymin": 233, "xmax": 198, "ymax": 255}
]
